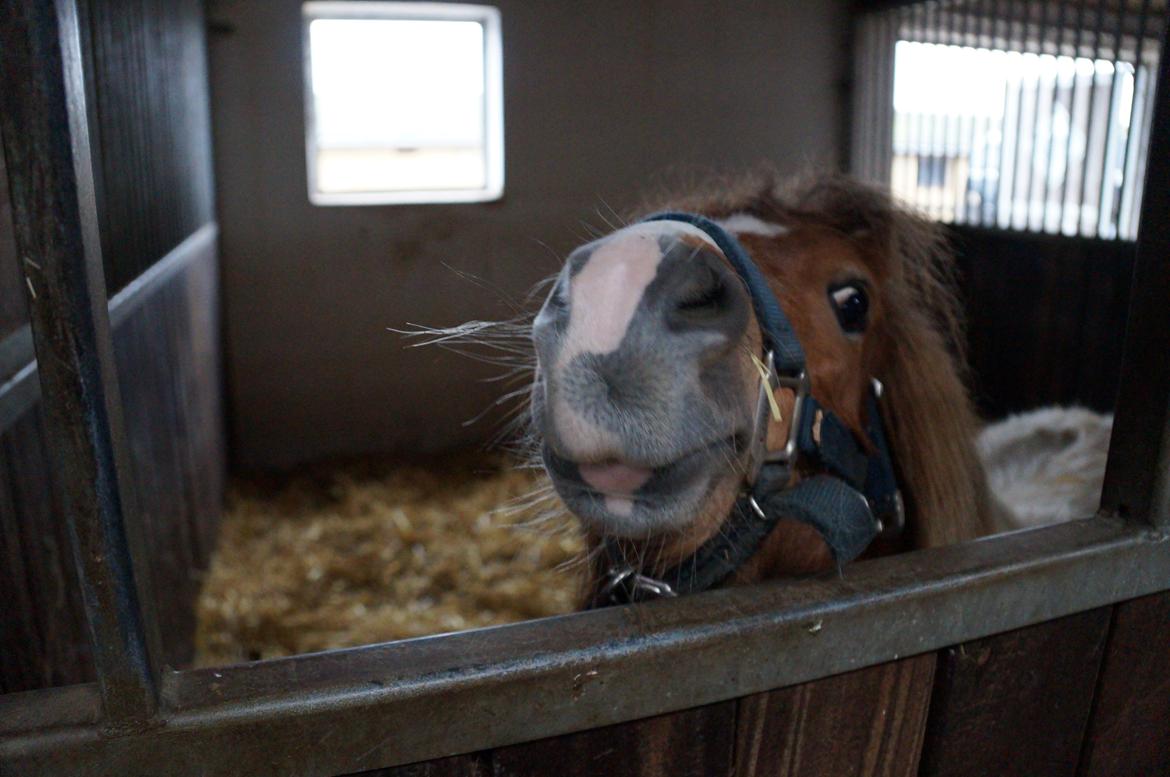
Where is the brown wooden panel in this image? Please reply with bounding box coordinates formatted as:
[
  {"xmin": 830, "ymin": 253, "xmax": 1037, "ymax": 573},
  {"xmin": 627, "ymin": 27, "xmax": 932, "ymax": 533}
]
[
  {"xmin": 113, "ymin": 243, "xmax": 225, "ymax": 669},
  {"xmin": 1078, "ymin": 591, "xmax": 1170, "ymax": 777},
  {"xmin": 951, "ymin": 226, "xmax": 1135, "ymax": 418},
  {"xmin": 77, "ymin": 0, "xmax": 215, "ymax": 293},
  {"xmin": 918, "ymin": 607, "xmax": 1113, "ymax": 777},
  {"xmin": 734, "ymin": 654, "xmax": 936, "ymax": 777},
  {"xmin": 490, "ymin": 700, "xmax": 736, "ymax": 777},
  {"xmin": 0, "ymin": 246, "xmax": 224, "ymax": 690},
  {"xmin": 0, "ymin": 408, "xmax": 94, "ymax": 692}
]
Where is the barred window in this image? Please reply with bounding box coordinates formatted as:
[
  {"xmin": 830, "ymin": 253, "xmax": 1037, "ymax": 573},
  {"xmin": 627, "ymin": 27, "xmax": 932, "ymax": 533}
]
[{"xmin": 853, "ymin": 1, "xmax": 1165, "ymax": 241}]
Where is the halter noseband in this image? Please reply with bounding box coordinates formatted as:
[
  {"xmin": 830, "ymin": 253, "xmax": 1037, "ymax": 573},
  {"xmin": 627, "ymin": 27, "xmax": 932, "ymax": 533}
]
[{"xmin": 595, "ymin": 212, "xmax": 905, "ymax": 607}]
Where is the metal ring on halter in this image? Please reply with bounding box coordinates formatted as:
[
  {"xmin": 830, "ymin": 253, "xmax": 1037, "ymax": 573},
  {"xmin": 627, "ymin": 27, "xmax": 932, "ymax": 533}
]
[{"xmin": 599, "ymin": 566, "xmax": 678, "ymax": 603}]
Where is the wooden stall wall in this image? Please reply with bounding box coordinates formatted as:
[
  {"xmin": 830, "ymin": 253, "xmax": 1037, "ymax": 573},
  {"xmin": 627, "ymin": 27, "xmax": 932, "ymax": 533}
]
[
  {"xmin": 0, "ymin": 0, "xmax": 223, "ymax": 692},
  {"xmin": 950, "ymin": 226, "xmax": 1135, "ymax": 419}
]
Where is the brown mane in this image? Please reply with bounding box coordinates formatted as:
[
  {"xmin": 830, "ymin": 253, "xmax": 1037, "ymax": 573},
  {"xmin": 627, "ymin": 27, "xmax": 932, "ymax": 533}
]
[{"xmin": 637, "ymin": 172, "xmax": 1003, "ymax": 547}]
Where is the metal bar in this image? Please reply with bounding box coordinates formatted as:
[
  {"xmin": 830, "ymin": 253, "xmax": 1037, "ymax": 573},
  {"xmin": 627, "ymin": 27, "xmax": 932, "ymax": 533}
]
[
  {"xmin": 997, "ymin": 0, "xmax": 1021, "ymax": 228},
  {"xmin": 929, "ymin": 1, "xmax": 947, "ymax": 220},
  {"xmin": 895, "ymin": 7, "xmax": 916, "ymax": 203},
  {"xmin": 1123, "ymin": 41, "xmax": 1159, "ymax": 239},
  {"xmin": 1100, "ymin": 13, "xmax": 1170, "ymax": 529},
  {"xmin": 1058, "ymin": 0, "xmax": 1092, "ymax": 234},
  {"xmin": 1077, "ymin": 0, "xmax": 1110, "ymax": 236},
  {"xmin": 877, "ymin": 11, "xmax": 898, "ymax": 187},
  {"xmin": 1020, "ymin": 0, "xmax": 1051, "ymax": 231},
  {"xmin": 958, "ymin": 0, "xmax": 979, "ymax": 224},
  {"xmin": 2, "ymin": 517, "xmax": 1169, "ymax": 777},
  {"xmin": 0, "ymin": 0, "xmax": 161, "ymax": 727},
  {"xmin": 1034, "ymin": 0, "xmax": 1069, "ymax": 233},
  {"xmin": 951, "ymin": 0, "xmax": 971, "ymax": 223},
  {"xmin": 1114, "ymin": 0, "xmax": 1154, "ymax": 239},
  {"xmin": 851, "ymin": 14, "xmax": 875, "ymax": 180},
  {"xmin": 911, "ymin": 3, "xmax": 931, "ymax": 213},
  {"xmin": 1006, "ymin": 0, "xmax": 1033, "ymax": 231},
  {"xmin": 980, "ymin": 0, "xmax": 1008, "ymax": 225},
  {"xmin": 1095, "ymin": 0, "xmax": 1130, "ymax": 237},
  {"xmin": 936, "ymin": 0, "xmax": 964, "ymax": 222}
]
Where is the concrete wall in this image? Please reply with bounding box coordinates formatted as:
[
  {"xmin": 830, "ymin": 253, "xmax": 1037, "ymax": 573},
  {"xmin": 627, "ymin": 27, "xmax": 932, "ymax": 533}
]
[{"xmin": 207, "ymin": 0, "xmax": 850, "ymax": 470}]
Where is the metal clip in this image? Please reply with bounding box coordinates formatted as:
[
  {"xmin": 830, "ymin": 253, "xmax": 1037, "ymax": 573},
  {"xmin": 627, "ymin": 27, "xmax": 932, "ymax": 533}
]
[
  {"xmin": 600, "ymin": 566, "xmax": 677, "ymax": 604},
  {"xmin": 746, "ymin": 350, "xmax": 810, "ymax": 487},
  {"xmin": 874, "ymin": 490, "xmax": 906, "ymax": 539}
]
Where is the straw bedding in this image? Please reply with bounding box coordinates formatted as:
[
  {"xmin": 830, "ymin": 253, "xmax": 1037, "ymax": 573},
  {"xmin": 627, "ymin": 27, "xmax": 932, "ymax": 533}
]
[{"xmin": 194, "ymin": 455, "xmax": 585, "ymax": 666}]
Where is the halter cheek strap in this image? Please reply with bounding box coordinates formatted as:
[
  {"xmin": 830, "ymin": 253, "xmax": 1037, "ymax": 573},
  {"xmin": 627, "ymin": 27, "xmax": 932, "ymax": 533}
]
[{"xmin": 595, "ymin": 212, "xmax": 905, "ymax": 607}]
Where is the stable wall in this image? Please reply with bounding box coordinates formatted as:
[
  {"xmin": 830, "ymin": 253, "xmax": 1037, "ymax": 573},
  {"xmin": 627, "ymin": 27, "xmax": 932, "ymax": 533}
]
[{"xmin": 207, "ymin": 0, "xmax": 851, "ymax": 470}]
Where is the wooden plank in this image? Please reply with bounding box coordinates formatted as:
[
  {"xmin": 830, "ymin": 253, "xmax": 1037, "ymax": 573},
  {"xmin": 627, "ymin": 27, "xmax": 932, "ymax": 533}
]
[
  {"xmin": 1078, "ymin": 591, "xmax": 1170, "ymax": 776},
  {"xmin": 734, "ymin": 654, "xmax": 936, "ymax": 777},
  {"xmin": 950, "ymin": 225, "xmax": 1134, "ymax": 417},
  {"xmin": 490, "ymin": 701, "xmax": 736, "ymax": 777},
  {"xmin": 0, "ymin": 409, "xmax": 94, "ymax": 692},
  {"xmin": 77, "ymin": 0, "xmax": 215, "ymax": 293},
  {"xmin": 918, "ymin": 607, "xmax": 1113, "ymax": 777}
]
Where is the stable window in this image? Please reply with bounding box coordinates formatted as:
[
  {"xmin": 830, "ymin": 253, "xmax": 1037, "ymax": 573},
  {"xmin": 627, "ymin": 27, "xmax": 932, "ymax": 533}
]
[
  {"xmin": 852, "ymin": 2, "xmax": 1164, "ymax": 241},
  {"xmin": 302, "ymin": 2, "xmax": 504, "ymax": 205}
]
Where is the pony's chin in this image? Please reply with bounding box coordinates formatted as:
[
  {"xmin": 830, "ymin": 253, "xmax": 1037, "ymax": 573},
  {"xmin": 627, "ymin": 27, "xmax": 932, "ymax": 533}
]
[{"xmin": 556, "ymin": 483, "xmax": 710, "ymax": 539}]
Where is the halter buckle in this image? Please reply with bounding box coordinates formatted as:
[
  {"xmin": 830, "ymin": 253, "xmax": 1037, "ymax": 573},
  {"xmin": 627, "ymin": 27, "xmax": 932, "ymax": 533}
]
[
  {"xmin": 746, "ymin": 350, "xmax": 810, "ymax": 487},
  {"xmin": 599, "ymin": 566, "xmax": 677, "ymax": 604}
]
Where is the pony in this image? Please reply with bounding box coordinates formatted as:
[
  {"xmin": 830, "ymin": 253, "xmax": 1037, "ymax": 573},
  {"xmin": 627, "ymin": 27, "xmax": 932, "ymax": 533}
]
[{"xmin": 406, "ymin": 173, "xmax": 1050, "ymax": 605}]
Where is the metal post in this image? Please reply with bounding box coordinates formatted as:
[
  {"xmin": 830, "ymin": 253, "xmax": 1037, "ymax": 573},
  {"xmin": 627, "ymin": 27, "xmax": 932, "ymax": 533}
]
[
  {"xmin": 0, "ymin": 0, "xmax": 161, "ymax": 727},
  {"xmin": 1100, "ymin": 14, "xmax": 1170, "ymax": 529}
]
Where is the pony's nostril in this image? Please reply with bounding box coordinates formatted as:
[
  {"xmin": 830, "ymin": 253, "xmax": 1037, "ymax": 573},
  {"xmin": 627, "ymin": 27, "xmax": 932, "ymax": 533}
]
[
  {"xmin": 675, "ymin": 280, "xmax": 727, "ymax": 316},
  {"xmin": 666, "ymin": 258, "xmax": 745, "ymax": 336}
]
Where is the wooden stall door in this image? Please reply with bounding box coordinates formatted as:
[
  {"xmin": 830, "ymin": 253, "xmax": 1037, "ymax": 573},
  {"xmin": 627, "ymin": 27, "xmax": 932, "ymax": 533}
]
[{"xmin": 0, "ymin": 0, "xmax": 223, "ymax": 691}]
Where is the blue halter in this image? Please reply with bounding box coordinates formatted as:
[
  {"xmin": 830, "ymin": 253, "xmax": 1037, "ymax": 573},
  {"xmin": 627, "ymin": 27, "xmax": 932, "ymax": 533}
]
[{"xmin": 595, "ymin": 212, "xmax": 905, "ymax": 606}]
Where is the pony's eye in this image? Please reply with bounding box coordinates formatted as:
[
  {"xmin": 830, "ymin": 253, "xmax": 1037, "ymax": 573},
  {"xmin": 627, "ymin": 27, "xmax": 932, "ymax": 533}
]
[{"xmin": 829, "ymin": 283, "xmax": 869, "ymax": 334}]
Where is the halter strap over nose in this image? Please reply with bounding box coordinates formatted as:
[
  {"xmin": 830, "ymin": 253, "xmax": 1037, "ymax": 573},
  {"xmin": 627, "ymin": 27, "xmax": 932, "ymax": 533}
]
[{"xmin": 595, "ymin": 212, "xmax": 905, "ymax": 607}]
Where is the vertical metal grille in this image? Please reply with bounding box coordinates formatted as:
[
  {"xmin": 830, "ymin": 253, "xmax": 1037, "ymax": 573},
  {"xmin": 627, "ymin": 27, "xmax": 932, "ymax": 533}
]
[{"xmin": 852, "ymin": 0, "xmax": 1165, "ymax": 240}]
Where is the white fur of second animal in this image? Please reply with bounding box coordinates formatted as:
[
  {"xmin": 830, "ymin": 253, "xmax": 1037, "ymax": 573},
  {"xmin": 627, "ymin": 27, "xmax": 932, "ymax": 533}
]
[{"xmin": 977, "ymin": 406, "xmax": 1114, "ymax": 530}]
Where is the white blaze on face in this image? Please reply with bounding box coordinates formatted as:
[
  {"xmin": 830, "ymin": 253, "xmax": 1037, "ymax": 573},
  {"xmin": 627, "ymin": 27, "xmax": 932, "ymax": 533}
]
[
  {"xmin": 559, "ymin": 221, "xmax": 720, "ymax": 362},
  {"xmin": 550, "ymin": 221, "xmax": 720, "ymax": 460},
  {"xmin": 717, "ymin": 213, "xmax": 789, "ymax": 237}
]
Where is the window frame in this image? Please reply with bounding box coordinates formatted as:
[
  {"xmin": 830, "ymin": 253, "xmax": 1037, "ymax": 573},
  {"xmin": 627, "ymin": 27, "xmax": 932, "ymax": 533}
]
[{"xmin": 301, "ymin": 1, "xmax": 505, "ymax": 206}]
